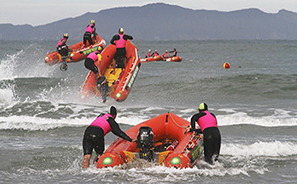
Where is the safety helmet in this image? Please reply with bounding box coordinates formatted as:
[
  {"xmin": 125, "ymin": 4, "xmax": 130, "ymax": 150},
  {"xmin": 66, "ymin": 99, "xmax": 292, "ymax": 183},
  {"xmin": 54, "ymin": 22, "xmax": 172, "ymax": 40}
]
[
  {"xmin": 198, "ymin": 103, "xmax": 208, "ymax": 111},
  {"xmin": 98, "ymin": 46, "xmax": 102, "ymax": 52},
  {"xmin": 91, "ymin": 20, "xmax": 95, "ymax": 24},
  {"xmin": 95, "ymin": 46, "xmax": 102, "ymax": 55},
  {"xmin": 109, "ymin": 106, "xmax": 117, "ymax": 115},
  {"xmin": 63, "ymin": 33, "xmax": 69, "ymax": 38},
  {"xmin": 118, "ymin": 28, "xmax": 124, "ymax": 34},
  {"xmin": 148, "ymin": 49, "xmax": 151, "ymax": 52}
]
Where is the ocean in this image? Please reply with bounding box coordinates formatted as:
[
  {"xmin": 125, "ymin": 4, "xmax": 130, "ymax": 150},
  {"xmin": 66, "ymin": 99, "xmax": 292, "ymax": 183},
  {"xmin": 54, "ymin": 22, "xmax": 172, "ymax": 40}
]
[{"xmin": 0, "ymin": 39, "xmax": 297, "ymax": 184}]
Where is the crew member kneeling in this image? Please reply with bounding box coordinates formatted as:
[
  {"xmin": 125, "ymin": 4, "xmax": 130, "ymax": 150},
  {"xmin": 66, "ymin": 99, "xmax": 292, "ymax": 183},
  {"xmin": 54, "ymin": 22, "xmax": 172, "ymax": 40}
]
[
  {"xmin": 56, "ymin": 33, "xmax": 70, "ymax": 61},
  {"xmin": 190, "ymin": 103, "xmax": 221, "ymax": 164}
]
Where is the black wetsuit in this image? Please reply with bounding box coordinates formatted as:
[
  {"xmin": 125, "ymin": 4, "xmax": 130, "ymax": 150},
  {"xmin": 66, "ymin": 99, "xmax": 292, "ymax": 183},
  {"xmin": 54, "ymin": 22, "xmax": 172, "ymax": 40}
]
[
  {"xmin": 110, "ymin": 34, "xmax": 133, "ymax": 60},
  {"xmin": 57, "ymin": 45, "xmax": 68, "ymax": 57},
  {"xmin": 83, "ymin": 114, "xmax": 132, "ymax": 156},
  {"xmin": 83, "ymin": 24, "xmax": 96, "ymax": 46},
  {"xmin": 84, "ymin": 58, "xmax": 98, "ymax": 74},
  {"xmin": 191, "ymin": 112, "xmax": 221, "ymax": 164}
]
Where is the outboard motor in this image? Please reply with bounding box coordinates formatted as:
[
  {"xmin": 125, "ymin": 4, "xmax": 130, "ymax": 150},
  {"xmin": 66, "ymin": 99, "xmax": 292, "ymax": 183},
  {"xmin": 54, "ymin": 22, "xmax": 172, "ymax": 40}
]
[{"xmin": 136, "ymin": 126, "xmax": 154, "ymax": 162}]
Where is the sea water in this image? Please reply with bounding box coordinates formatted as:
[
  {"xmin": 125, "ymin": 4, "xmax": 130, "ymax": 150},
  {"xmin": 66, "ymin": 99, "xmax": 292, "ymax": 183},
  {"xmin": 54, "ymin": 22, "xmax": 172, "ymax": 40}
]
[{"xmin": 0, "ymin": 40, "xmax": 297, "ymax": 183}]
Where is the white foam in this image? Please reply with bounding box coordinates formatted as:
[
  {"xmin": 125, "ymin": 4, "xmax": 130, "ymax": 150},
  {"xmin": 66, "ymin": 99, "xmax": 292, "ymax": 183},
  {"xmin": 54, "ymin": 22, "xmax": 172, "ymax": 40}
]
[
  {"xmin": 0, "ymin": 116, "xmax": 91, "ymax": 131},
  {"xmin": 217, "ymin": 111, "xmax": 297, "ymax": 127},
  {"xmin": 0, "ymin": 51, "xmax": 21, "ymax": 79},
  {"xmin": 0, "ymin": 88, "xmax": 14, "ymax": 104},
  {"xmin": 222, "ymin": 141, "xmax": 297, "ymax": 157}
]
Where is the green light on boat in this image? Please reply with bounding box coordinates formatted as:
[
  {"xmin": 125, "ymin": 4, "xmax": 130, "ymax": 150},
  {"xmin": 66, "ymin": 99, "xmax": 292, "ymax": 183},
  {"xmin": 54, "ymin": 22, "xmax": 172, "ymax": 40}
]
[
  {"xmin": 116, "ymin": 92, "xmax": 121, "ymax": 98},
  {"xmin": 70, "ymin": 53, "xmax": 74, "ymax": 57},
  {"xmin": 102, "ymin": 157, "xmax": 113, "ymax": 165},
  {"xmin": 170, "ymin": 157, "xmax": 181, "ymax": 165}
]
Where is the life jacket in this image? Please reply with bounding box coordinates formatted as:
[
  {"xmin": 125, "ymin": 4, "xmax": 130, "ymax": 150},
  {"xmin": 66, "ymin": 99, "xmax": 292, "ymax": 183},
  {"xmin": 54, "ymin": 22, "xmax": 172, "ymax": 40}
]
[
  {"xmin": 153, "ymin": 52, "xmax": 158, "ymax": 56},
  {"xmin": 85, "ymin": 24, "xmax": 94, "ymax": 34},
  {"xmin": 90, "ymin": 114, "xmax": 113, "ymax": 136},
  {"xmin": 57, "ymin": 38, "xmax": 66, "ymax": 48},
  {"xmin": 197, "ymin": 111, "xmax": 218, "ymax": 131},
  {"xmin": 146, "ymin": 53, "xmax": 150, "ymax": 57},
  {"xmin": 87, "ymin": 51, "xmax": 99, "ymax": 61},
  {"xmin": 163, "ymin": 53, "xmax": 169, "ymax": 58},
  {"xmin": 173, "ymin": 51, "xmax": 177, "ymax": 56},
  {"xmin": 115, "ymin": 34, "xmax": 126, "ymax": 48}
]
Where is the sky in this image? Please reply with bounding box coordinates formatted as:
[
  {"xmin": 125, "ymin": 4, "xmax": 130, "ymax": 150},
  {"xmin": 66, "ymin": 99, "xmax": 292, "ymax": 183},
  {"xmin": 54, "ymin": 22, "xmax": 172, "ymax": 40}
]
[{"xmin": 1, "ymin": 0, "xmax": 297, "ymax": 26}]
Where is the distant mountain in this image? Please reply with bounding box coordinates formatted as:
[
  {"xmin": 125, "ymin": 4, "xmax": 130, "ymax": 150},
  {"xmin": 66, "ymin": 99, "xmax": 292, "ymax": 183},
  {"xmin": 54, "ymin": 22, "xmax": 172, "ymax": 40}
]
[{"xmin": 1, "ymin": 3, "xmax": 297, "ymax": 41}]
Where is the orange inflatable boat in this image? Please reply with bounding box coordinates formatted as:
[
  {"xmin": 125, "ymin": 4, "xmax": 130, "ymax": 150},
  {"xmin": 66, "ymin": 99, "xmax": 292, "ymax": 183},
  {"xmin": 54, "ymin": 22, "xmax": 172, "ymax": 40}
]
[
  {"xmin": 44, "ymin": 34, "xmax": 106, "ymax": 66},
  {"xmin": 97, "ymin": 112, "xmax": 204, "ymax": 169},
  {"xmin": 164, "ymin": 56, "xmax": 182, "ymax": 62},
  {"xmin": 140, "ymin": 55, "xmax": 163, "ymax": 63},
  {"xmin": 79, "ymin": 40, "xmax": 140, "ymax": 102}
]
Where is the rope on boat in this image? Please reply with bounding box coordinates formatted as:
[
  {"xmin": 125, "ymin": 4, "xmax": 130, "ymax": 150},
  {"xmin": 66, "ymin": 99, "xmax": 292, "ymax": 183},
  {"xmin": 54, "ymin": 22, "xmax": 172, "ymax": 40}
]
[{"xmin": 168, "ymin": 112, "xmax": 188, "ymax": 129}]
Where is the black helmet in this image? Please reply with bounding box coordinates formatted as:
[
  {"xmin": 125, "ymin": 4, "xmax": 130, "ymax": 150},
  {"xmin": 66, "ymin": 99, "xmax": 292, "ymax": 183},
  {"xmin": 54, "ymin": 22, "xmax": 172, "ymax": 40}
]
[
  {"xmin": 108, "ymin": 106, "xmax": 117, "ymax": 115},
  {"xmin": 198, "ymin": 103, "xmax": 208, "ymax": 111}
]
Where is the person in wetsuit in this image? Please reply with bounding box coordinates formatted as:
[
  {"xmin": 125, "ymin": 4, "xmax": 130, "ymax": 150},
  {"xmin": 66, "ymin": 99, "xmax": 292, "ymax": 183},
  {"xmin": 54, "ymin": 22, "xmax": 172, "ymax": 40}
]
[
  {"xmin": 110, "ymin": 28, "xmax": 133, "ymax": 74},
  {"xmin": 189, "ymin": 103, "xmax": 221, "ymax": 164},
  {"xmin": 162, "ymin": 50, "xmax": 169, "ymax": 59},
  {"xmin": 81, "ymin": 20, "xmax": 97, "ymax": 48},
  {"xmin": 145, "ymin": 49, "xmax": 152, "ymax": 58},
  {"xmin": 84, "ymin": 47, "xmax": 103, "ymax": 79},
  {"xmin": 152, "ymin": 50, "xmax": 159, "ymax": 56},
  {"xmin": 56, "ymin": 33, "xmax": 70, "ymax": 60},
  {"xmin": 169, "ymin": 48, "xmax": 177, "ymax": 56},
  {"xmin": 82, "ymin": 106, "xmax": 136, "ymax": 168},
  {"xmin": 84, "ymin": 47, "xmax": 109, "ymax": 102}
]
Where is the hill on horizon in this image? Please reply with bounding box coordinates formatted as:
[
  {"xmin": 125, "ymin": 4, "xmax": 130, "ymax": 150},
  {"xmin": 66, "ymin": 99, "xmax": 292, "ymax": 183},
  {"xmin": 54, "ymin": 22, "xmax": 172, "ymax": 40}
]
[{"xmin": 1, "ymin": 3, "xmax": 297, "ymax": 41}]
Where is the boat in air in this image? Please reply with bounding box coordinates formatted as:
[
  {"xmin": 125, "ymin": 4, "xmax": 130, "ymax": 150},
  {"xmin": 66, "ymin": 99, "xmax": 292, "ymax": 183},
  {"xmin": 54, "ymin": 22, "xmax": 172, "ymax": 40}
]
[
  {"xmin": 79, "ymin": 40, "xmax": 140, "ymax": 102},
  {"xmin": 44, "ymin": 34, "xmax": 106, "ymax": 71}
]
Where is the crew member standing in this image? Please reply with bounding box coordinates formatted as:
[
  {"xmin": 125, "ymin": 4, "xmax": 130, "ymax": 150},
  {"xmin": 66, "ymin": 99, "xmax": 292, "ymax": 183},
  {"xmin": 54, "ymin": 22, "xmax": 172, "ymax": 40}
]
[
  {"xmin": 189, "ymin": 103, "xmax": 221, "ymax": 164},
  {"xmin": 82, "ymin": 106, "xmax": 136, "ymax": 168},
  {"xmin": 81, "ymin": 20, "xmax": 97, "ymax": 48},
  {"xmin": 110, "ymin": 28, "xmax": 133, "ymax": 74}
]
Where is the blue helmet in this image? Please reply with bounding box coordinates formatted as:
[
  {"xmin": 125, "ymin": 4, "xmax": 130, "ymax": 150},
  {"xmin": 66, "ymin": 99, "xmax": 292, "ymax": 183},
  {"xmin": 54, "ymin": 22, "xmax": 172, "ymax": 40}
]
[{"xmin": 118, "ymin": 28, "xmax": 124, "ymax": 34}]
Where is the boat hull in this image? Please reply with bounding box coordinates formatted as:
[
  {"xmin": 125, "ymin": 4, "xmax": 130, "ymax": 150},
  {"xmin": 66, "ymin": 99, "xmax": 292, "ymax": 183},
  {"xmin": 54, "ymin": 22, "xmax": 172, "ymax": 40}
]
[{"xmin": 97, "ymin": 112, "xmax": 203, "ymax": 169}]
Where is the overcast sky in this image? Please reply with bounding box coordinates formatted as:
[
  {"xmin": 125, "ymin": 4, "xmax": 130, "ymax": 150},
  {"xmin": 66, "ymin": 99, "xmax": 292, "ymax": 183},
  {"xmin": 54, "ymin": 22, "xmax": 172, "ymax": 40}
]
[{"xmin": 1, "ymin": 0, "xmax": 296, "ymax": 26}]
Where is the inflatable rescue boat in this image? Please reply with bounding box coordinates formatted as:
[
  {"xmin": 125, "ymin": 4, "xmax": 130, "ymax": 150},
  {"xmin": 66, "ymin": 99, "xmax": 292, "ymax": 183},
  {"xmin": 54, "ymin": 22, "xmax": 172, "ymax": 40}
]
[
  {"xmin": 97, "ymin": 112, "xmax": 204, "ymax": 169},
  {"xmin": 79, "ymin": 40, "xmax": 140, "ymax": 102},
  {"xmin": 164, "ymin": 56, "xmax": 182, "ymax": 62},
  {"xmin": 44, "ymin": 34, "xmax": 106, "ymax": 66},
  {"xmin": 140, "ymin": 55, "xmax": 182, "ymax": 63},
  {"xmin": 140, "ymin": 55, "xmax": 163, "ymax": 63}
]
